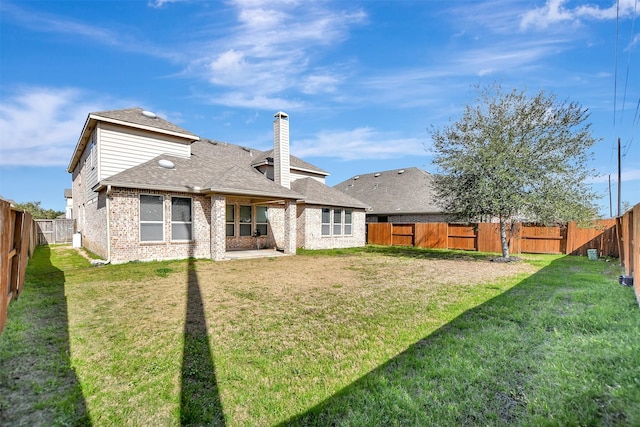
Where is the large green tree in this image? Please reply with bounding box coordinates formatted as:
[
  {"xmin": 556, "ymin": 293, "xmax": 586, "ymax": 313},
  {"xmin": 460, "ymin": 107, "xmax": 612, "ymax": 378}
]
[
  {"xmin": 430, "ymin": 83, "xmax": 599, "ymax": 259},
  {"xmin": 12, "ymin": 201, "xmax": 64, "ymax": 219}
]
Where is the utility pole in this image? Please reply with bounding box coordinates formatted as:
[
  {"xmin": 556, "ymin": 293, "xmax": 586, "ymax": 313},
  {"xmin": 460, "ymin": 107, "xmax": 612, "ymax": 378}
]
[
  {"xmin": 608, "ymin": 174, "xmax": 613, "ymax": 218},
  {"xmin": 617, "ymin": 137, "xmax": 621, "ymax": 217}
]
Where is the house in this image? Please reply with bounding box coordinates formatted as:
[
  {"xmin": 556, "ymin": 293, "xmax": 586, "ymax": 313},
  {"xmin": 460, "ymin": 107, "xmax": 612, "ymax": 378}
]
[
  {"xmin": 334, "ymin": 167, "xmax": 445, "ymax": 223},
  {"xmin": 64, "ymin": 188, "xmax": 73, "ymax": 219},
  {"xmin": 67, "ymin": 108, "xmax": 367, "ymax": 263}
]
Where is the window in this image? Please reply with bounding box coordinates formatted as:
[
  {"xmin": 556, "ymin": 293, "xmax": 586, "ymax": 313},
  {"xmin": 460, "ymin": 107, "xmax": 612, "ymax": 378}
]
[
  {"xmin": 333, "ymin": 209, "xmax": 342, "ymax": 235},
  {"xmin": 256, "ymin": 206, "xmax": 268, "ymax": 236},
  {"xmin": 240, "ymin": 205, "xmax": 252, "ymax": 236},
  {"xmin": 140, "ymin": 195, "xmax": 164, "ymax": 242},
  {"xmin": 321, "ymin": 208, "xmax": 331, "ymax": 236},
  {"xmin": 344, "ymin": 209, "xmax": 352, "ymax": 235},
  {"xmin": 171, "ymin": 197, "xmax": 192, "ymax": 240},
  {"xmin": 226, "ymin": 204, "xmax": 235, "ymax": 237}
]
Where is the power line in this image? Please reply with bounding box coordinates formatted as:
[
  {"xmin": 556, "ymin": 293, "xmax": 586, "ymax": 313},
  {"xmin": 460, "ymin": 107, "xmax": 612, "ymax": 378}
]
[{"xmin": 620, "ymin": 0, "xmax": 637, "ymax": 123}]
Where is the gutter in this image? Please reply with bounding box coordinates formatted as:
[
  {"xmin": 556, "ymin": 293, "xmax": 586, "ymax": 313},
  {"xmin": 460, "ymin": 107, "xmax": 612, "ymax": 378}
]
[{"xmin": 106, "ymin": 185, "xmax": 112, "ymax": 263}]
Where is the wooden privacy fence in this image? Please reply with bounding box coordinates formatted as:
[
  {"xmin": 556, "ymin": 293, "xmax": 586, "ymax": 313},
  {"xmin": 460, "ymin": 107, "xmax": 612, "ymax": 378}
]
[
  {"xmin": 368, "ymin": 220, "xmax": 619, "ymax": 257},
  {"xmin": 1, "ymin": 199, "xmax": 36, "ymax": 334},
  {"xmin": 35, "ymin": 219, "xmax": 75, "ymax": 245},
  {"xmin": 617, "ymin": 203, "xmax": 639, "ymax": 305}
]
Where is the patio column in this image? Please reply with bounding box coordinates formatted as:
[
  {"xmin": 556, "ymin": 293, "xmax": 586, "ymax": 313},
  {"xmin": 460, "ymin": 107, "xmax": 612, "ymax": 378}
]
[
  {"xmin": 210, "ymin": 194, "xmax": 226, "ymax": 261},
  {"xmin": 283, "ymin": 200, "xmax": 297, "ymax": 255}
]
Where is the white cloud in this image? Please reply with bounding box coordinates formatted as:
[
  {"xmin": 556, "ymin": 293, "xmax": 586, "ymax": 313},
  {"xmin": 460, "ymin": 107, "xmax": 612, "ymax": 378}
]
[
  {"xmin": 2, "ymin": 2, "xmax": 181, "ymax": 61},
  {"xmin": 521, "ymin": 0, "xmax": 638, "ymax": 30},
  {"xmin": 195, "ymin": 1, "xmax": 366, "ymax": 102},
  {"xmin": 0, "ymin": 87, "xmax": 105, "ymax": 166},
  {"xmin": 292, "ymin": 128, "xmax": 426, "ymax": 161},
  {"xmin": 207, "ymin": 92, "xmax": 305, "ymax": 110},
  {"xmin": 148, "ymin": 0, "xmax": 189, "ymax": 8},
  {"xmin": 589, "ymin": 168, "xmax": 640, "ymax": 183}
]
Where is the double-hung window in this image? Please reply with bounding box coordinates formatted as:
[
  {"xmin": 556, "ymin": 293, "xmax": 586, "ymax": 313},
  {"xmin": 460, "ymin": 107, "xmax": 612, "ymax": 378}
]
[
  {"xmin": 321, "ymin": 208, "xmax": 331, "ymax": 236},
  {"xmin": 333, "ymin": 209, "xmax": 342, "ymax": 235},
  {"xmin": 226, "ymin": 204, "xmax": 235, "ymax": 237},
  {"xmin": 239, "ymin": 205, "xmax": 252, "ymax": 236},
  {"xmin": 171, "ymin": 197, "xmax": 192, "ymax": 240},
  {"xmin": 344, "ymin": 209, "xmax": 352, "ymax": 235},
  {"xmin": 256, "ymin": 206, "xmax": 268, "ymax": 236},
  {"xmin": 140, "ymin": 195, "xmax": 164, "ymax": 242}
]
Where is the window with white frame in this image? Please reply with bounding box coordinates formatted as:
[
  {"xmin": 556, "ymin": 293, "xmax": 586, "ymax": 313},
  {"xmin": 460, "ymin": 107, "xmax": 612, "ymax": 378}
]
[
  {"xmin": 344, "ymin": 209, "xmax": 352, "ymax": 235},
  {"xmin": 256, "ymin": 206, "xmax": 268, "ymax": 236},
  {"xmin": 239, "ymin": 205, "xmax": 252, "ymax": 236},
  {"xmin": 333, "ymin": 208, "xmax": 342, "ymax": 235},
  {"xmin": 171, "ymin": 197, "xmax": 192, "ymax": 240},
  {"xmin": 321, "ymin": 208, "xmax": 331, "ymax": 236},
  {"xmin": 140, "ymin": 195, "xmax": 164, "ymax": 242},
  {"xmin": 226, "ymin": 204, "xmax": 235, "ymax": 237}
]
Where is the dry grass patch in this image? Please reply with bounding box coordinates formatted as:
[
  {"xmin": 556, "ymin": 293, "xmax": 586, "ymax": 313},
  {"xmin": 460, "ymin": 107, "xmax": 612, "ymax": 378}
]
[{"xmin": 3, "ymin": 246, "xmax": 539, "ymax": 426}]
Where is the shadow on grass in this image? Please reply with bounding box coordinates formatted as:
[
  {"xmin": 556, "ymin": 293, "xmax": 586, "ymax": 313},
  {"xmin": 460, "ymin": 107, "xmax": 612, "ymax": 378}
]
[
  {"xmin": 0, "ymin": 245, "xmax": 90, "ymax": 426},
  {"xmin": 279, "ymin": 255, "xmax": 639, "ymax": 426},
  {"xmin": 180, "ymin": 255, "xmax": 226, "ymax": 426},
  {"xmin": 299, "ymin": 245, "xmax": 497, "ymax": 262}
]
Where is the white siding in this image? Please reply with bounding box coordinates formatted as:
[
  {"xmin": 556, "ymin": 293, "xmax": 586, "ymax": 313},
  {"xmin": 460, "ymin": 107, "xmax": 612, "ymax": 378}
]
[
  {"xmin": 290, "ymin": 171, "xmax": 325, "ymax": 184},
  {"xmin": 86, "ymin": 131, "xmax": 99, "ymax": 201},
  {"xmin": 98, "ymin": 123, "xmax": 192, "ymax": 181}
]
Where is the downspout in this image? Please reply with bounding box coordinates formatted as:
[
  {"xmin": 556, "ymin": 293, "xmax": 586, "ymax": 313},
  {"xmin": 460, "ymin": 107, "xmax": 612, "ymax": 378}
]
[{"xmin": 106, "ymin": 185, "xmax": 112, "ymax": 262}]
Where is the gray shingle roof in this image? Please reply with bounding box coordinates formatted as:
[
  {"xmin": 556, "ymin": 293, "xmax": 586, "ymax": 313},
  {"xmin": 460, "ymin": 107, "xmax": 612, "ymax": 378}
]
[
  {"xmin": 68, "ymin": 108, "xmax": 198, "ymax": 172},
  {"xmin": 334, "ymin": 167, "xmax": 442, "ymax": 215},
  {"xmin": 100, "ymin": 139, "xmax": 304, "ymax": 200},
  {"xmin": 292, "ymin": 178, "xmax": 369, "ymax": 209},
  {"xmin": 77, "ymin": 108, "xmax": 362, "ymax": 208},
  {"xmin": 252, "ymin": 150, "xmax": 329, "ymax": 176},
  {"xmin": 91, "ymin": 108, "xmax": 197, "ymax": 137}
]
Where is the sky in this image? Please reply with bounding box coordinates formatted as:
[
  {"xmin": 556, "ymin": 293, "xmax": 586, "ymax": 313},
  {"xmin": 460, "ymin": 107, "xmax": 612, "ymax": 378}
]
[{"xmin": 1, "ymin": 0, "xmax": 638, "ymax": 217}]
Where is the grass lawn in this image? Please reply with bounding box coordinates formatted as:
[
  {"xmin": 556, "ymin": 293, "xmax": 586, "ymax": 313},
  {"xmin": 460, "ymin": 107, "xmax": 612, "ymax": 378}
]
[{"xmin": 1, "ymin": 245, "xmax": 638, "ymax": 426}]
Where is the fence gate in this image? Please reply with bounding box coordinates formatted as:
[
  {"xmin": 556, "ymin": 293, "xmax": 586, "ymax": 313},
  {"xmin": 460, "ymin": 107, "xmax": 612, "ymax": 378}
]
[{"xmin": 35, "ymin": 219, "xmax": 75, "ymax": 245}]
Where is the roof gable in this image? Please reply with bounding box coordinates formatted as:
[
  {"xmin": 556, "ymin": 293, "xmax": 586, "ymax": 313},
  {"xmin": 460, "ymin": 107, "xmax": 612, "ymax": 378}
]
[
  {"xmin": 100, "ymin": 139, "xmax": 303, "ymax": 200},
  {"xmin": 292, "ymin": 178, "xmax": 368, "ymax": 209},
  {"xmin": 67, "ymin": 108, "xmax": 199, "ymax": 172},
  {"xmin": 334, "ymin": 167, "xmax": 441, "ymax": 214},
  {"xmin": 253, "ymin": 150, "xmax": 329, "ymax": 176}
]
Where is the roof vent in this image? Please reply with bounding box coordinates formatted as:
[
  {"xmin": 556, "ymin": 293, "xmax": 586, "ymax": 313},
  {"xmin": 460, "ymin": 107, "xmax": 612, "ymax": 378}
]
[
  {"xmin": 142, "ymin": 110, "xmax": 157, "ymax": 119},
  {"xmin": 158, "ymin": 159, "xmax": 175, "ymax": 169},
  {"xmin": 398, "ymin": 169, "xmax": 405, "ymax": 174},
  {"xmin": 374, "ymin": 173, "xmax": 381, "ymax": 177}
]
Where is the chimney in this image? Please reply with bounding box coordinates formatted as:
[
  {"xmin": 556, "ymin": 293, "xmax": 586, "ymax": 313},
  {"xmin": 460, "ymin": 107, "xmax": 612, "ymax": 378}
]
[{"xmin": 273, "ymin": 111, "xmax": 290, "ymax": 189}]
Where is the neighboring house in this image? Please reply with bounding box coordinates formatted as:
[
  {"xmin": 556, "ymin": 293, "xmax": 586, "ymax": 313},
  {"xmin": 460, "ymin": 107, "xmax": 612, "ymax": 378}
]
[
  {"xmin": 67, "ymin": 108, "xmax": 367, "ymax": 263},
  {"xmin": 334, "ymin": 167, "xmax": 445, "ymax": 223},
  {"xmin": 64, "ymin": 188, "xmax": 73, "ymax": 219}
]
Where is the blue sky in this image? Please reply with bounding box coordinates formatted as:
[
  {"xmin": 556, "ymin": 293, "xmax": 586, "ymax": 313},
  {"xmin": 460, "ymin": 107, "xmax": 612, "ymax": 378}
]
[{"xmin": 1, "ymin": 0, "xmax": 638, "ymax": 216}]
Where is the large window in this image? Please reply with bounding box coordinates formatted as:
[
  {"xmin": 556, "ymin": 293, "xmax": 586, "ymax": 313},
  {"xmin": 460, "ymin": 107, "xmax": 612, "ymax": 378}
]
[
  {"xmin": 321, "ymin": 208, "xmax": 331, "ymax": 236},
  {"xmin": 171, "ymin": 197, "xmax": 192, "ymax": 240},
  {"xmin": 140, "ymin": 195, "xmax": 164, "ymax": 242},
  {"xmin": 321, "ymin": 208, "xmax": 352, "ymax": 236},
  {"xmin": 256, "ymin": 206, "xmax": 268, "ymax": 236},
  {"xmin": 226, "ymin": 204, "xmax": 235, "ymax": 237},
  {"xmin": 240, "ymin": 205, "xmax": 252, "ymax": 236},
  {"xmin": 344, "ymin": 209, "xmax": 352, "ymax": 235}
]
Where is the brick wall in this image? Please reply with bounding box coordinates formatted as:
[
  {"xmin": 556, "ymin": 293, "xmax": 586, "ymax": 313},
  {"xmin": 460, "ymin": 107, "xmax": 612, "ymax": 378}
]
[
  {"xmin": 367, "ymin": 213, "xmax": 447, "ymax": 223},
  {"xmin": 72, "ymin": 138, "xmax": 109, "ymax": 258},
  {"xmin": 109, "ymin": 188, "xmax": 212, "ymax": 264},
  {"xmin": 299, "ymin": 205, "xmax": 366, "ymax": 249}
]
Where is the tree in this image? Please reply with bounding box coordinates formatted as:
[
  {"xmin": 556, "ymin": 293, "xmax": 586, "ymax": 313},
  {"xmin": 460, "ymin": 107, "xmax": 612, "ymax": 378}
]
[
  {"xmin": 430, "ymin": 83, "xmax": 599, "ymax": 259},
  {"xmin": 12, "ymin": 201, "xmax": 64, "ymax": 219}
]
